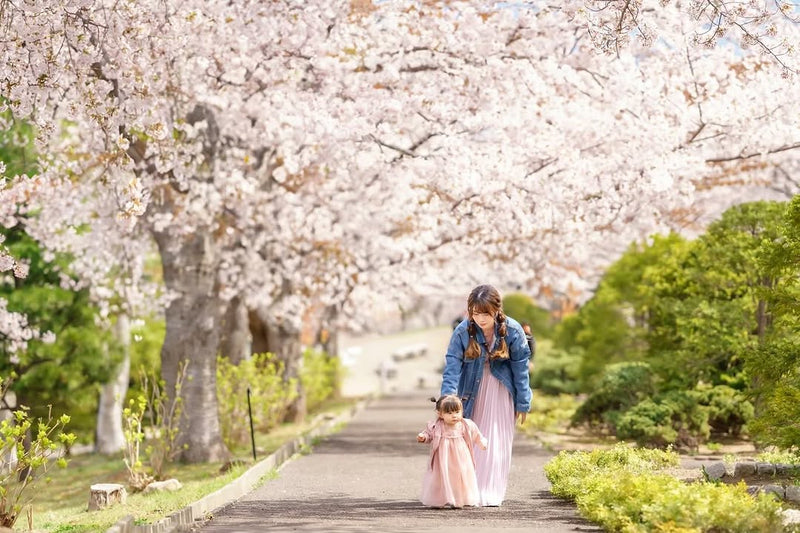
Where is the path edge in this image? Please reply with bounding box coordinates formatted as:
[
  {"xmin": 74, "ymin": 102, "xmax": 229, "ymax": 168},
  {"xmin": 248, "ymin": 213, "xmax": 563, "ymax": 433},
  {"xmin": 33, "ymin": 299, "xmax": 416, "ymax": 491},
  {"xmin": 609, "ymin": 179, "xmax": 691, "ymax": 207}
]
[{"xmin": 105, "ymin": 396, "xmax": 374, "ymax": 533}]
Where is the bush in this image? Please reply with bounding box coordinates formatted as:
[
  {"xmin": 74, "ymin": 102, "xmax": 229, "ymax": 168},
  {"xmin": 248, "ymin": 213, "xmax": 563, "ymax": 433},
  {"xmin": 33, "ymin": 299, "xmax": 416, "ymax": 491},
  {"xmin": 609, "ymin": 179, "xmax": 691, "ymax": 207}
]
[
  {"xmin": 216, "ymin": 354, "xmax": 297, "ymax": 449},
  {"xmin": 530, "ymin": 343, "xmax": 582, "ymax": 395},
  {"xmin": 616, "ymin": 390, "xmax": 710, "ymax": 449},
  {"xmin": 571, "ymin": 361, "xmax": 655, "ymax": 430},
  {"xmin": 697, "ymin": 383, "xmax": 753, "ymax": 436},
  {"xmin": 0, "ymin": 376, "xmax": 75, "ymax": 528},
  {"xmin": 524, "ymin": 393, "xmax": 580, "ymax": 433},
  {"xmin": 299, "ymin": 348, "xmax": 342, "ymax": 414},
  {"xmin": 545, "ymin": 445, "xmax": 784, "ymax": 533},
  {"xmin": 502, "ymin": 292, "xmax": 554, "ymax": 339}
]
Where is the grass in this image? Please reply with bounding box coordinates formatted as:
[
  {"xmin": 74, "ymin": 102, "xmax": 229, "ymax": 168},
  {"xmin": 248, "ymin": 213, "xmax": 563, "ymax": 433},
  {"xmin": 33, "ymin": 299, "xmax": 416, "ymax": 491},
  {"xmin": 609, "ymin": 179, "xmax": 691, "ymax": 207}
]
[{"xmin": 28, "ymin": 396, "xmax": 362, "ymax": 533}]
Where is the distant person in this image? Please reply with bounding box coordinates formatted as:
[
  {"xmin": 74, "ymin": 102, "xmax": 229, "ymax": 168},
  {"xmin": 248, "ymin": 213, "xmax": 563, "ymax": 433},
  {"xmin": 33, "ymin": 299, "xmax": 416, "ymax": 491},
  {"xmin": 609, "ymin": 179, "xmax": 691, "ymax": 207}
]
[
  {"xmin": 417, "ymin": 394, "xmax": 487, "ymax": 508},
  {"xmin": 451, "ymin": 311, "xmax": 467, "ymax": 330},
  {"xmin": 521, "ymin": 322, "xmax": 536, "ymax": 360},
  {"xmin": 440, "ymin": 284, "xmax": 532, "ymax": 506}
]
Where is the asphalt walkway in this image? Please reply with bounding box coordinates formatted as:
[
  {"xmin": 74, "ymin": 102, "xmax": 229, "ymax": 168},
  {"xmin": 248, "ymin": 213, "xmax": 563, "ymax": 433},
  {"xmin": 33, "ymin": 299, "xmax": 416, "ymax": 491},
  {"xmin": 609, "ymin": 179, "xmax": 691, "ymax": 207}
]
[{"xmin": 193, "ymin": 387, "xmax": 602, "ymax": 533}]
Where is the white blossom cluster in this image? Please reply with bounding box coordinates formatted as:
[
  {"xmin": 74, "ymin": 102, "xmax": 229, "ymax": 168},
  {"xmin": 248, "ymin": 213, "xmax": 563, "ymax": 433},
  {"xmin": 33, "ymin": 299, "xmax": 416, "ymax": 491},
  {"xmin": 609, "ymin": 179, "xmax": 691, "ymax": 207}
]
[{"xmin": 0, "ymin": 0, "xmax": 797, "ymax": 336}]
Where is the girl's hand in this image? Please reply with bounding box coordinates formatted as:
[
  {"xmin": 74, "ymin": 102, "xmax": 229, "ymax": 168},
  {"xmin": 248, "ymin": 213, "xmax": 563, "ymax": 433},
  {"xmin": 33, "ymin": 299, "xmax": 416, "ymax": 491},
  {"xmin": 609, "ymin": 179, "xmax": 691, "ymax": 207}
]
[
  {"xmin": 417, "ymin": 433, "xmax": 427, "ymax": 442},
  {"xmin": 478, "ymin": 437, "xmax": 488, "ymax": 451},
  {"xmin": 515, "ymin": 411, "xmax": 527, "ymax": 425}
]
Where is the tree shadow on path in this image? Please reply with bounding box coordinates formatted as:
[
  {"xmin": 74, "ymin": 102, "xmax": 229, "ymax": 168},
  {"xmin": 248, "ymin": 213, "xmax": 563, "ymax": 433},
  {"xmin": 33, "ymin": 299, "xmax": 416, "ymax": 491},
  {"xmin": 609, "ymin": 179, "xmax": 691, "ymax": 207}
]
[{"xmin": 197, "ymin": 494, "xmax": 602, "ymax": 533}]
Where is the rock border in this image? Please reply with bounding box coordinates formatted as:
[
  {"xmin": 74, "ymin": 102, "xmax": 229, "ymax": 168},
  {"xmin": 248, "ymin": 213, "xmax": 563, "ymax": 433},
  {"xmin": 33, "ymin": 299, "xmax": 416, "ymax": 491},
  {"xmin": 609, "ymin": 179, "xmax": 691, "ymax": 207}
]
[
  {"xmin": 698, "ymin": 459, "xmax": 800, "ymax": 527},
  {"xmin": 105, "ymin": 397, "xmax": 372, "ymax": 533}
]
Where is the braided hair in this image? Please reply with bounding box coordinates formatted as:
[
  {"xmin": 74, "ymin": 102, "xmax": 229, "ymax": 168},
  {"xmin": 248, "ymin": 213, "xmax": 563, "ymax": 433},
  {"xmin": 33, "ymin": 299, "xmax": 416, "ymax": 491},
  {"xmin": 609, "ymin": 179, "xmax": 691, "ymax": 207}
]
[{"xmin": 464, "ymin": 284, "xmax": 509, "ymax": 360}]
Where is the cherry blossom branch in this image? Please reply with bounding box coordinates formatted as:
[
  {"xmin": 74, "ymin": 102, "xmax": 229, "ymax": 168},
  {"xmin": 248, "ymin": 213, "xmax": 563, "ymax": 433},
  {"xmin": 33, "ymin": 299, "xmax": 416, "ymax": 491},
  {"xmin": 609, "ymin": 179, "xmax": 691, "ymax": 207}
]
[{"xmin": 706, "ymin": 142, "xmax": 800, "ymax": 163}]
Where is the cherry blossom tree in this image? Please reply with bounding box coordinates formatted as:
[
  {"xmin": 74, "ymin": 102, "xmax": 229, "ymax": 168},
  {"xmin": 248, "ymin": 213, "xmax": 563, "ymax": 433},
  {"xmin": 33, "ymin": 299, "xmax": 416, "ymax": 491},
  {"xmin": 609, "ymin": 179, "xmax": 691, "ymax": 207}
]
[{"xmin": 1, "ymin": 0, "xmax": 797, "ymax": 461}]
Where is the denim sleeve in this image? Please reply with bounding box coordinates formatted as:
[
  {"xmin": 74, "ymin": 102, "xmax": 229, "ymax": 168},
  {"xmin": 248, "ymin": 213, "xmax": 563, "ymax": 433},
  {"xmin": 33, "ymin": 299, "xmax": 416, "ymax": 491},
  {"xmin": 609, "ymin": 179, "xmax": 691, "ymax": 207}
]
[
  {"xmin": 508, "ymin": 324, "xmax": 532, "ymax": 413},
  {"xmin": 440, "ymin": 328, "xmax": 466, "ymax": 396}
]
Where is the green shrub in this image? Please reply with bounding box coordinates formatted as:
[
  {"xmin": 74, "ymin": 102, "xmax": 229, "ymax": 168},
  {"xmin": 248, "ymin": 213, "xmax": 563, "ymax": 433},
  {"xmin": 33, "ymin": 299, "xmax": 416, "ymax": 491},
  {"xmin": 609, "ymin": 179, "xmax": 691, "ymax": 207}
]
[
  {"xmin": 545, "ymin": 445, "xmax": 784, "ymax": 532},
  {"xmin": 616, "ymin": 390, "xmax": 710, "ymax": 449},
  {"xmin": 545, "ymin": 445, "xmax": 678, "ymax": 499},
  {"xmin": 300, "ymin": 348, "xmax": 342, "ymax": 413},
  {"xmin": 571, "ymin": 362, "xmax": 655, "ymax": 429},
  {"xmin": 530, "ymin": 342, "xmax": 582, "ymax": 395},
  {"xmin": 524, "ymin": 393, "xmax": 580, "ymax": 433},
  {"xmin": 502, "ymin": 292, "xmax": 554, "ymax": 339},
  {"xmin": 216, "ymin": 354, "xmax": 297, "ymax": 449},
  {"xmin": 697, "ymin": 383, "xmax": 753, "ymax": 436},
  {"xmin": 0, "ymin": 376, "xmax": 76, "ymax": 528}
]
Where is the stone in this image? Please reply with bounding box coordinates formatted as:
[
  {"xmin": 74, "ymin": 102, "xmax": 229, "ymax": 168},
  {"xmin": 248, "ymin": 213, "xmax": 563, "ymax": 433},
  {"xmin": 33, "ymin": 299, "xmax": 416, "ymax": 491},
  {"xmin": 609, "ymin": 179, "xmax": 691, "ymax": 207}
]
[
  {"xmin": 762, "ymin": 484, "xmax": 785, "ymax": 498},
  {"xmin": 785, "ymin": 485, "xmax": 800, "ymax": 503},
  {"xmin": 756, "ymin": 462, "xmax": 776, "ymax": 476},
  {"xmin": 783, "ymin": 509, "xmax": 800, "ymax": 527},
  {"xmin": 88, "ymin": 483, "xmax": 127, "ymax": 511},
  {"xmin": 746, "ymin": 485, "xmax": 761, "ymax": 496},
  {"xmin": 733, "ymin": 461, "xmax": 756, "ymax": 478},
  {"xmin": 702, "ymin": 461, "xmax": 727, "ymax": 481},
  {"xmin": 142, "ymin": 478, "xmax": 183, "ymax": 494}
]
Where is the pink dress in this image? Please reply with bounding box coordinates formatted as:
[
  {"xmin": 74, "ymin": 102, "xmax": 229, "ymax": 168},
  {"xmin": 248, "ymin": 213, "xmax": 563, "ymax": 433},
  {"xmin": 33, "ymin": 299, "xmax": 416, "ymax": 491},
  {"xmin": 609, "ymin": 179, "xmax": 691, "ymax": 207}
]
[
  {"xmin": 419, "ymin": 418, "xmax": 487, "ymax": 508},
  {"xmin": 472, "ymin": 360, "xmax": 515, "ymax": 506}
]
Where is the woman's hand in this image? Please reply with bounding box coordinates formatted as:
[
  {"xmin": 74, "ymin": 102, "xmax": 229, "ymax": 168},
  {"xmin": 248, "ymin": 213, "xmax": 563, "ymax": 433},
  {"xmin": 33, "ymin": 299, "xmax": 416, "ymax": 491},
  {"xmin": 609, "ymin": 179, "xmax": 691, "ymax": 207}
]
[{"xmin": 515, "ymin": 411, "xmax": 527, "ymax": 425}]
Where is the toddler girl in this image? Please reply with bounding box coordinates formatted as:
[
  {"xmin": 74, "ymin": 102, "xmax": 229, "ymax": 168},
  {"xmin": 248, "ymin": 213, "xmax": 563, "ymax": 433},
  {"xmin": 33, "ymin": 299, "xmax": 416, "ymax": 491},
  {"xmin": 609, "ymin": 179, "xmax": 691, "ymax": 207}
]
[{"xmin": 417, "ymin": 394, "xmax": 488, "ymax": 508}]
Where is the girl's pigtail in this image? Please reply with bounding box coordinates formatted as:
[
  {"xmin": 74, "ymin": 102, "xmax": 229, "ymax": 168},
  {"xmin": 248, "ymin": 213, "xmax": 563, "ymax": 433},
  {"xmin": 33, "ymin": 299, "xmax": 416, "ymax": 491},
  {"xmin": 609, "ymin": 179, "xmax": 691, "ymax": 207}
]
[
  {"xmin": 490, "ymin": 312, "xmax": 510, "ymax": 360},
  {"xmin": 465, "ymin": 320, "xmax": 481, "ymax": 360}
]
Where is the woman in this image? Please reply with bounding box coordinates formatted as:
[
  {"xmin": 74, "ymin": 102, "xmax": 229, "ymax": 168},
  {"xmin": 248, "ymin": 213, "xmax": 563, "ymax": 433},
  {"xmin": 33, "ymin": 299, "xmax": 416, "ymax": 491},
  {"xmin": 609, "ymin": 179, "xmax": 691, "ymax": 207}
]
[{"xmin": 440, "ymin": 284, "xmax": 532, "ymax": 506}]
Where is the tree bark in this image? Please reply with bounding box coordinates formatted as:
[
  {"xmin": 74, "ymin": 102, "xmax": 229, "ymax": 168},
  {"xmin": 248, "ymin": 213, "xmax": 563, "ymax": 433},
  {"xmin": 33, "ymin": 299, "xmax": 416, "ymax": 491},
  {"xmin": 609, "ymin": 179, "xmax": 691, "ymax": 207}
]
[
  {"xmin": 318, "ymin": 305, "xmax": 339, "ymax": 358},
  {"xmin": 95, "ymin": 313, "xmax": 131, "ymax": 454},
  {"xmin": 219, "ymin": 296, "xmax": 251, "ymax": 364},
  {"xmin": 153, "ymin": 230, "xmax": 229, "ymax": 463}
]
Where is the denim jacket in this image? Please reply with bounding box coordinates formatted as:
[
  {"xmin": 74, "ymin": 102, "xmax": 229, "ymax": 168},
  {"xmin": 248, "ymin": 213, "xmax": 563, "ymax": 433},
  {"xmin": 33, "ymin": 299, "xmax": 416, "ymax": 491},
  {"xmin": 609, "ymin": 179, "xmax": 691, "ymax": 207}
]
[{"xmin": 440, "ymin": 316, "xmax": 532, "ymax": 419}]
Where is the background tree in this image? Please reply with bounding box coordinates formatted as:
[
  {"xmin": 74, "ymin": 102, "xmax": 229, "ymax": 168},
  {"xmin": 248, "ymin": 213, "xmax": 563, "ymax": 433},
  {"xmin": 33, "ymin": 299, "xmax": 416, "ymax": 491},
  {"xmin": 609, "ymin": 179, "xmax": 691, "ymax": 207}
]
[
  {"xmin": 567, "ymin": 201, "xmax": 788, "ymax": 446},
  {"xmin": 747, "ymin": 196, "xmax": 800, "ymax": 451},
  {"xmin": 2, "ymin": 1, "xmax": 798, "ymax": 462},
  {"xmin": 0, "ymin": 226, "xmax": 120, "ymax": 441}
]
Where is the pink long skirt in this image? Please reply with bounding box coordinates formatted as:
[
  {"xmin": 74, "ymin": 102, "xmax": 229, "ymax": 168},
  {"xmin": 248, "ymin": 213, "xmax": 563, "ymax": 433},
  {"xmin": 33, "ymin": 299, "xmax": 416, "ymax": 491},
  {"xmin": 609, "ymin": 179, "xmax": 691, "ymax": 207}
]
[{"xmin": 471, "ymin": 361, "xmax": 515, "ymax": 506}]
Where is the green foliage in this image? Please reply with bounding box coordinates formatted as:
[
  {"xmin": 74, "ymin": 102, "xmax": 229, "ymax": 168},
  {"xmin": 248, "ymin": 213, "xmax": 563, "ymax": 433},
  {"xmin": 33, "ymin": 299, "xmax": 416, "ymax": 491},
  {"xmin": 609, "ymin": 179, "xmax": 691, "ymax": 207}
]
[
  {"xmin": 0, "ymin": 109, "xmax": 37, "ymax": 177},
  {"xmin": 121, "ymin": 363, "xmax": 188, "ymax": 489},
  {"xmin": 529, "ymin": 339, "xmax": 582, "ymax": 395},
  {"xmin": 141, "ymin": 363, "xmax": 187, "ymax": 481},
  {"xmin": 502, "ymin": 292, "xmax": 553, "ymax": 339},
  {"xmin": 756, "ymin": 448, "xmax": 800, "ymax": 465},
  {"xmin": 545, "ymin": 445, "xmax": 783, "ymax": 533},
  {"xmin": 121, "ymin": 394, "xmax": 153, "ymax": 491},
  {"xmin": 545, "ymin": 444, "xmax": 679, "ymax": 499},
  {"xmin": 128, "ymin": 318, "xmax": 165, "ymax": 386},
  {"xmin": 216, "ymin": 353, "xmax": 298, "ymax": 449},
  {"xmin": 697, "ymin": 383, "xmax": 753, "ymax": 436},
  {"xmin": 571, "ymin": 362, "xmax": 655, "ymax": 429},
  {"xmin": 557, "ymin": 233, "xmax": 690, "ymax": 390},
  {"xmin": 300, "ymin": 348, "xmax": 342, "ymax": 413},
  {"xmin": 562, "ymin": 201, "xmax": 794, "ymax": 449},
  {"xmin": 0, "ymin": 375, "xmax": 76, "ymax": 528},
  {"xmin": 747, "ymin": 195, "xmax": 800, "ymax": 451},
  {"xmin": 523, "ymin": 393, "xmax": 580, "ymax": 433},
  {"xmin": 0, "ymin": 227, "xmax": 120, "ymax": 441},
  {"xmin": 616, "ymin": 390, "xmax": 710, "ymax": 449}
]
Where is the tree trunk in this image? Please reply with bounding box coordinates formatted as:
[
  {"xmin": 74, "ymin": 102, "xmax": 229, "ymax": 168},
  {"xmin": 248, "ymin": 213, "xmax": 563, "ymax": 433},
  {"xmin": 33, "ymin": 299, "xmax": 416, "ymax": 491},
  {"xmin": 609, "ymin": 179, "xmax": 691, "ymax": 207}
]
[
  {"xmin": 253, "ymin": 306, "xmax": 306, "ymax": 423},
  {"xmin": 219, "ymin": 296, "xmax": 251, "ymax": 364},
  {"xmin": 318, "ymin": 305, "xmax": 339, "ymax": 358},
  {"xmin": 95, "ymin": 313, "xmax": 131, "ymax": 454},
  {"xmin": 153, "ymin": 230, "xmax": 229, "ymax": 463}
]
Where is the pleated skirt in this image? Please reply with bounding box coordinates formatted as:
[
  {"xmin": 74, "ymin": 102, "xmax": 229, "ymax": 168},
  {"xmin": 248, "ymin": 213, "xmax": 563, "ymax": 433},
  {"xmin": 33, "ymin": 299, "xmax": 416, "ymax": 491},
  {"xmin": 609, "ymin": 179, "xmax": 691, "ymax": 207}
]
[{"xmin": 471, "ymin": 361, "xmax": 515, "ymax": 506}]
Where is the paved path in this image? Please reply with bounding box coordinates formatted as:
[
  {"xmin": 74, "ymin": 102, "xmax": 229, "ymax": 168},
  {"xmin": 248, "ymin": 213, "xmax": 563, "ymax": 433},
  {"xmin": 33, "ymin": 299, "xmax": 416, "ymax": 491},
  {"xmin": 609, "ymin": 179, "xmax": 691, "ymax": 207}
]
[{"xmin": 194, "ymin": 388, "xmax": 601, "ymax": 533}]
